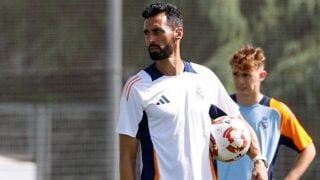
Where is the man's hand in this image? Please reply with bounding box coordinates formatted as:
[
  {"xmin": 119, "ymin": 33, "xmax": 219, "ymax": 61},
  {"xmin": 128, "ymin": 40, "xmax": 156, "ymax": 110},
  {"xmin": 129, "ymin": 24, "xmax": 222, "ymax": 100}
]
[{"xmin": 251, "ymin": 160, "xmax": 268, "ymax": 180}]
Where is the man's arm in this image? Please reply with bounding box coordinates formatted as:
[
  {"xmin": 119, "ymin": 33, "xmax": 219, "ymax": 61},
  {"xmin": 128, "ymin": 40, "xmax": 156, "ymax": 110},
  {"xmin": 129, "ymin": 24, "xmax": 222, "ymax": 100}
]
[
  {"xmin": 119, "ymin": 134, "xmax": 139, "ymax": 180},
  {"xmin": 236, "ymin": 114, "xmax": 262, "ymax": 158},
  {"xmin": 236, "ymin": 114, "xmax": 268, "ymax": 180},
  {"xmin": 284, "ymin": 143, "xmax": 316, "ymax": 180}
]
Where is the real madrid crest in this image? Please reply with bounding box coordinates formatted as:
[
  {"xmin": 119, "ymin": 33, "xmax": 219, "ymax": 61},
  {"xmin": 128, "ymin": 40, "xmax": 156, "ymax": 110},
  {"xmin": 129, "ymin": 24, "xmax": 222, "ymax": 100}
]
[{"xmin": 195, "ymin": 86, "xmax": 205, "ymax": 100}]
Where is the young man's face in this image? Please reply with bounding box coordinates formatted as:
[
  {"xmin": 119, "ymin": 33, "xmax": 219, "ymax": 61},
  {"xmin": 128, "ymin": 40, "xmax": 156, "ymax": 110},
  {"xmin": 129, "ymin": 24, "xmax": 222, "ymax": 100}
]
[
  {"xmin": 232, "ymin": 66, "xmax": 266, "ymax": 96},
  {"xmin": 143, "ymin": 13, "xmax": 177, "ymax": 61}
]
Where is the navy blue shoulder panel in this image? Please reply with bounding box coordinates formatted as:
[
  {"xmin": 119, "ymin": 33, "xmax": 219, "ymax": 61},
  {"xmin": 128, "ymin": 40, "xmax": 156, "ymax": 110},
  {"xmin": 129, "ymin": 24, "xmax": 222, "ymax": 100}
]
[
  {"xmin": 259, "ymin": 95, "xmax": 271, "ymax": 106},
  {"xmin": 143, "ymin": 63, "xmax": 163, "ymax": 81},
  {"xmin": 183, "ymin": 61, "xmax": 197, "ymax": 73},
  {"xmin": 143, "ymin": 61, "xmax": 197, "ymax": 81},
  {"xmin": 230, "ymin": 94, "xmax": 237, "ymax": 102}
]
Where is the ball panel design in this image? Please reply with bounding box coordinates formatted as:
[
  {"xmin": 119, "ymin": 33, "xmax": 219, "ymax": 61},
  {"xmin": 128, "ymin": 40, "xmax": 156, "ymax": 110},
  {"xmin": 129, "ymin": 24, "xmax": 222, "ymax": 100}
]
[{"xmin": 210, "ymin": 116, "xmax": 251, "ymax": 162}]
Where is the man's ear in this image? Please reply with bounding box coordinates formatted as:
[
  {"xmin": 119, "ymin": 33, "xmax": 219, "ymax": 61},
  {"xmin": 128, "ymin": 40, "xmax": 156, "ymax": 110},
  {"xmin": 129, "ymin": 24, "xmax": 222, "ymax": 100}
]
[
  {"xmin": 260, "ymin": 70, "xmax": 267, "ymax": 81},
  {"xmin": 174, "ymin": 27, "xmax": 183, "ymax": 40}
]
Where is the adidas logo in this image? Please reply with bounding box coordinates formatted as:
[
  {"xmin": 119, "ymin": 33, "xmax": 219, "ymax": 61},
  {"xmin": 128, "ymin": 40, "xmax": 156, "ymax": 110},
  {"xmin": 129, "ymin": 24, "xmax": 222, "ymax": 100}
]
[{"xmin": 156, "ymin": 95, "xmax": 170, "ymax": 105}]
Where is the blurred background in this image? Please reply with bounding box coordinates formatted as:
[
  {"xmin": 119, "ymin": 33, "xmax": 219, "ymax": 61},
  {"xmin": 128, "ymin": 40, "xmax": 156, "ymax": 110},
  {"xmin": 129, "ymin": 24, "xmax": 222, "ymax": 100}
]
[{"xmin": 0, "ymin": 0, "xmax": 319, "ymax": 179}]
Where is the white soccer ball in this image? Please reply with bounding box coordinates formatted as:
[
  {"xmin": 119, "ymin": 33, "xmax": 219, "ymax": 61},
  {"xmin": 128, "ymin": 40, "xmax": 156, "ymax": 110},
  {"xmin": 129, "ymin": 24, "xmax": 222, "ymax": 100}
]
[{"xmin": 210, "ymin": 115, "xmax": 251, "ymax": 162}]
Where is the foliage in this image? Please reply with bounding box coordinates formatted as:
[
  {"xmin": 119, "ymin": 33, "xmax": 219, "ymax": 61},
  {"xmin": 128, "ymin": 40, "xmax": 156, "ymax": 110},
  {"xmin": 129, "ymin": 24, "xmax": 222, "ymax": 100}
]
[
  {"xmin": 200, "ymin": 0, "xmax": 320, "ymax": 103},
  {"xmin": 0, "ymin": 0, "xmax": 105, "ymax": 72},
  {"xmin": 1, "ymin": 0, "xmax": 320, "ymax": 106}
]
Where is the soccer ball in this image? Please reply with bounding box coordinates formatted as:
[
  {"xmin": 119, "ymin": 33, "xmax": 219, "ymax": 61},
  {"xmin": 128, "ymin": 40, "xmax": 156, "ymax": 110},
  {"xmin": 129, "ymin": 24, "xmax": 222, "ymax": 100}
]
[{"xmin": 210, "ymin": 115, "xmax": 251, "ymax": 162}]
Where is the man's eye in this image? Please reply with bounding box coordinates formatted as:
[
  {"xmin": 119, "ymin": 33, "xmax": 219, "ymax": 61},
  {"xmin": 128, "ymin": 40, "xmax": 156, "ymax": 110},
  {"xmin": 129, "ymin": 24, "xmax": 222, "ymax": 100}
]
[
  {"xmin": 153, "ymin": 29, "xmax": 165, "ymax": 35},
  {"xmin": 153, "ymin": 30, "xmax": 161, "ymax": 34},
  {"xmin": 143, "ymin": 30, "xmax": 149, "ymax": 36}
]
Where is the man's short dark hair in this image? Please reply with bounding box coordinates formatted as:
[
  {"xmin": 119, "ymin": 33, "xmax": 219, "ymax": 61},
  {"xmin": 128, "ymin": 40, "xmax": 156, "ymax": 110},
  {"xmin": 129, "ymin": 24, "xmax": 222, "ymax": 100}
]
[{"xmin": 142, "ymin": 2, "xmax": 183, "ymax": 28}]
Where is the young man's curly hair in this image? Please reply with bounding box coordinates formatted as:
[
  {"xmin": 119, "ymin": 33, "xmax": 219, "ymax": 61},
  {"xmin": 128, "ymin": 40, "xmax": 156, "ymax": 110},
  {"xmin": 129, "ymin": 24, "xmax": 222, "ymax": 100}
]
[{"xmin": 229, "ymin": 45, "xmax": 266, "ymax": 71}]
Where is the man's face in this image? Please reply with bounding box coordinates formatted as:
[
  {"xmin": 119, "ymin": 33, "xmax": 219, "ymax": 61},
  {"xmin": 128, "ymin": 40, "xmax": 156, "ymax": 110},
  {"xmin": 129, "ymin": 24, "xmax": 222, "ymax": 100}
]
[
  {"xmin": 232, "ymin": 67, "xmax": 265, "ymax": 96},
  {"xmin": 143, "ymin": 13, "xmax": 176, "ymax": 61}
]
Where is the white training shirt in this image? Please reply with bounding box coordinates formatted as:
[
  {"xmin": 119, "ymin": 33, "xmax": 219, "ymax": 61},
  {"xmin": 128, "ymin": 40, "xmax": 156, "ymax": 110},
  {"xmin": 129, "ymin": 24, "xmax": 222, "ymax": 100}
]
[{"xmin": 116, "ymin": 61, "xmax": 240, "ymax": 180}]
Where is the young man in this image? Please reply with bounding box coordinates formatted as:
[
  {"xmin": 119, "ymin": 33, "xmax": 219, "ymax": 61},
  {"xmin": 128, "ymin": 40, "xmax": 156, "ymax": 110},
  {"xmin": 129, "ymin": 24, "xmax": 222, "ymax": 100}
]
[
  {"xmin": 217, "ymin": 45, "xmax": 316, "ymax": 180},
  {"xmin": 116, "ymin": 3, "xmax": 268, "ymax": 180}
]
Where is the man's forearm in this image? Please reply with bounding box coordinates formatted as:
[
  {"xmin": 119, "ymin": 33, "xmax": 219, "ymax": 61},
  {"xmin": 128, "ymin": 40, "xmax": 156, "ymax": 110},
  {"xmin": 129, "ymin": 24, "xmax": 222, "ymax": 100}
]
[
  {"xmin": 237, "ymin": 114, "xmax": 262, "ymax": 159},
  {"xmin": 285, "ymin": 143, "xmax": 316, "ymax": 180},
  {"xmin": 119, "ymin": 134, "xmax": 139, "ymax": 180},
  {"xmin": 120, "ymin": 161, "xmax": 136, "ymax": 180}
]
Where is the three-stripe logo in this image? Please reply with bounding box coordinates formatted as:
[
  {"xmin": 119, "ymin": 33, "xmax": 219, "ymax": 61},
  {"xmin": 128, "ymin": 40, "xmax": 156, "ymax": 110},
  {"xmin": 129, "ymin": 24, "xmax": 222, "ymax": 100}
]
[{"xmin": 156, "ymin": 95, "xmax": 170, "ymax": 105}]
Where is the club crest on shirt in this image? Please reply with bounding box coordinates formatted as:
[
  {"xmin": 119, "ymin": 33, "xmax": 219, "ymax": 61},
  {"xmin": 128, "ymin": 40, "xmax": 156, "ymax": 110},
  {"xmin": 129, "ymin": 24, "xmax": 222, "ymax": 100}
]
[
  {"xmin": 195, "ymin": 86, "xmax": 205, "ymax": 100},
  {"xmin": 259, "ymin": 116, "xmax": 268, "ymax": 129}
]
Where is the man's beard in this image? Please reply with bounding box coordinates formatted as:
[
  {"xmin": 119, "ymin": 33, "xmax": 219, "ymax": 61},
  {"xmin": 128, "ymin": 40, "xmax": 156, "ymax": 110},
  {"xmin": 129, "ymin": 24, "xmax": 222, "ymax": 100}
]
[{"xmin": 148, "ymin": 43, "xmax": 173, "ymax": 61}]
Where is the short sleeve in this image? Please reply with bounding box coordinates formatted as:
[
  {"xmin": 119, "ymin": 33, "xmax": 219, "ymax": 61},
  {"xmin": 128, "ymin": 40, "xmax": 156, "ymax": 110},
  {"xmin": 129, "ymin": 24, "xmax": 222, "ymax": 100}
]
[{"xmin": 116, "ymin": 76, "xmax": 144, "ymax": 137}]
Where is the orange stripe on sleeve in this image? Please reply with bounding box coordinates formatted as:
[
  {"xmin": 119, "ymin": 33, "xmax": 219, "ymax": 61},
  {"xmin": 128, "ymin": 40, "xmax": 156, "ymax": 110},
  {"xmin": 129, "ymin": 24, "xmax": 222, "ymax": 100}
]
[
  {"xmin": 124, "ymin": 76, "xmax": 142, "ymax": 101},
  {"xmin": 270, "ymin": 98, "xmax": 313, "ymax": 151}
]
